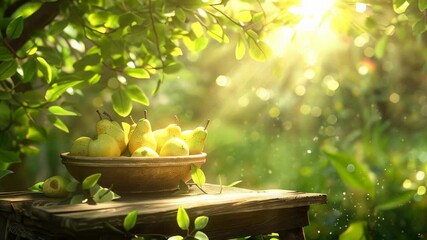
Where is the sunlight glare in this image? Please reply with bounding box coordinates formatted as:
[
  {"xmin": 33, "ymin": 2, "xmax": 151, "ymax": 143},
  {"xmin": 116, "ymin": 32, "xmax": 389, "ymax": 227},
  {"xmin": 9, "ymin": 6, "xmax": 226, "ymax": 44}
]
[{"xmin": 289, "ymin": 0, "xmax": 335, "ymax": 31}]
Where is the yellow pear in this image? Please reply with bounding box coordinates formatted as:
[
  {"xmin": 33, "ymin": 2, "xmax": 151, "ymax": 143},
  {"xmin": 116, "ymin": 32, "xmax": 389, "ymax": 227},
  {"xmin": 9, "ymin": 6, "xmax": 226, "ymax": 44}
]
[
  {"xmin": 153, "ymin": 123, "xmax": 181, "ymax": 153},
  {"xmin": 180, "ymin": 120, "xmax": 209, "ymax": 155},
  {"xmin": 160, "ymin": 137, "xmax": 189, "ymax": 156},
  {"xmin": 128, "ymin": 111, "xmax": 157, "ymax": 154},
  {"xmin": 70, "ymin": 136, "xmax": 92, "ymax": 156},
  {"xmin": 131, "ymin": 146, "xmax": 159, "ymax": 157},
  {"xmin": 88, "ymin": 134, "xmax": 121, "ymax": 157},
  {"xmin": 95, "ymin": 111, "xmax": 127, "ymax": 153}
]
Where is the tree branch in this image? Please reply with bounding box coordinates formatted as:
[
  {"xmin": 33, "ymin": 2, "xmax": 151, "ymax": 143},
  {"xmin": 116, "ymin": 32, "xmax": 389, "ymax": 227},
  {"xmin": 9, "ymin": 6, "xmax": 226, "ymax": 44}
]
[{"xmin": 5, "ymin": 1, "xmax": 62, "ymax": 52}]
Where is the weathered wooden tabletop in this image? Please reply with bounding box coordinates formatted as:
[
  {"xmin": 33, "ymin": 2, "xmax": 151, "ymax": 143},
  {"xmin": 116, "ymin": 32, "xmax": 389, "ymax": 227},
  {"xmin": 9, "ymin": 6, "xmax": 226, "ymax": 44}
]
[{"xmin": 0, "ymin": 184, "xmax": 326, "ymax": 240}]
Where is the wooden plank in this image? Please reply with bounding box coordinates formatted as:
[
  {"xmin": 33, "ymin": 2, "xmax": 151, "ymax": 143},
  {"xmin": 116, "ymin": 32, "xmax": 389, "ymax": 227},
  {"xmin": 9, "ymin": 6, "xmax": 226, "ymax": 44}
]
[
  {"xmin": 29, "ymin": 186, "xmax": 326, "ymax": 233},
  {"xmin": 0, "ymin": 184, "xmax": 327, "ymax": 239}
]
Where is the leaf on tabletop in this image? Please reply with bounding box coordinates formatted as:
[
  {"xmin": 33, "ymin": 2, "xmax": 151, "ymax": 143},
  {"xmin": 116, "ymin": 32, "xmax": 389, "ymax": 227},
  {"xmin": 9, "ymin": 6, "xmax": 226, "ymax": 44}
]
[
  {"xmin": 82, "ymin": 173, "xmax": 102, "ymax": 190},
  {"xmin": 191, "ymin": 164, "xmax": 206, "ymax": 188},
  {"xmin": 28, "ymin": 181, "xmax": 44, "ymax": 192},
  {"xmin": 70, "ymin": 194, "xmax": 86, "ymax": 204}
]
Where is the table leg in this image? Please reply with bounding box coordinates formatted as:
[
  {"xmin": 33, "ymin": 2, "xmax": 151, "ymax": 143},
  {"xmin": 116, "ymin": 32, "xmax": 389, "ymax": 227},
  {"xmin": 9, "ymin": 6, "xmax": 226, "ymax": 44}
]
[{"xmin": 279, "ymin": 227, "xmax": 306, "ymax": 240}]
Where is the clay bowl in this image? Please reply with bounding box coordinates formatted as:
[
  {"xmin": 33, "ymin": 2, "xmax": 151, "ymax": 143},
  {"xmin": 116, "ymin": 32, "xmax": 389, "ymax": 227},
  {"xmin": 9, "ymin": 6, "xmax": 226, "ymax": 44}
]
[{"xmin": 60, "ymin": 152, "xmax": 206, "ymax": 193}]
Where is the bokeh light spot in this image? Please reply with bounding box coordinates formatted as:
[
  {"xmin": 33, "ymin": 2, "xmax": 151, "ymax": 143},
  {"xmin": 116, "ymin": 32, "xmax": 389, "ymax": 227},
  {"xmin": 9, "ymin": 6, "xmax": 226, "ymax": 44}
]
[{"xmin": 268, "ymin": 107, "xmax": 281, "ymax": 118}]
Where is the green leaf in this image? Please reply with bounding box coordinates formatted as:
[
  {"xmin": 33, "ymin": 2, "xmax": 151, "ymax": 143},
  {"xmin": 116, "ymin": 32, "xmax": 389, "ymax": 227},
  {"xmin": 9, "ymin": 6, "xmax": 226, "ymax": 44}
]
[
  {"xmin": 82, "ymin": 173, "xmax": 102, "ymax": 190},
  {"xmin": 49, "ymin": 20, "xmax": 69, "ymax": 35},
  {"xmin": 6, "ymin": 16, "xmax": 24, "ymax": 39},
  {"xmin": 413, "ymin": 19, "xmax": 426, "ymax": 36},
  {"xmin": 125, "ymin": 84, "xmax": 149, "ymax": 106},
  {"xmin": 248, "ymin": 39, "xmax": 272, "ymax": 62},
  {"xmin": 207, "ymin": 24, "xmax": 229, "ymax": 43},
  {"xmin": 374, "ymin": 36, "xmax": 388, "ymax": 59},
  {"xmin": 323, "ymin": 149, "xmax": 375, "ymax": 196},
  {"xmin": 0, "ymin": 100, "xmax": 10, "ymax": 130},
  {"xmin": 66, "ymin": 181, "xmax": 79, "ymax": 193},
  {"xmin": 393, "ymin": 0, "xmax": 409, "ymax": 13},
  {"xmin": 194, "ymin": 216, "xmax": 209, "ymax": 230},
  {"xmin": 175, "ymin": 8, "xmax": 186, "ymax": 23},
  {"xmin": 45, "ymin": 80, "xmax": 83, "ymax": 102},
  {"xmin": 0, "ymin": 149, "xmax": 21, "ymax": 166},
  {"xmin": 339, "ymin": 221, "xmax": 367, "ymax": 240},
  {"xmin": 36, "ymin": 57, "xmax": 52, "ymax": 83},
  {"xmin": 124, "ymin": 67, "xmax": 150, "ymax": 79},
  {"xmin": 93, "ymin": 188, "xmax": 115, "ymax": 203},
  {"xmin": 227, "ymin": 180, "xmax": 242, "ymax": 187},
  {"xmin": 50, "ymin": 116, "xmax": 69, "ymax": 133},
  {"xmin": 112, "ymin": 89, "xmax": 132, "ymax": 117},
  {"xmin": 0, "ymin": 170, "xmax": 13, "ymax": 180},
  {"xmin": 374, "ymin": 190, "xmax": 415, "ymax": 213},
  {"xmin": 22, "ymin": 58, "xmax": 37, "ymax": 83},
  {"xmin": 177, "ymin": 205, "xmax": 190, "ymax": 231},
  {"xmin": 70, "ymin": 194, "xmax": 86, "ymax": 204},
  {"xmin": 236, "ymin": 10, "xmax": 252, "ymax": 22},
  {"xmin": 0, "ymin": 46, "xmax": 13, "ymax": 61},
  {"xmin": 123, "ymin": 210, "xmax": 138, "ymax": 232},
  {"xmin": 191, "ymin": 164, "xmax": 206, "ymax": 188},
  {"xmin": 48, "ymin": 106, "xmax": 78, "ymax": 116},
  {"xmin": 168, "ymin": 236, "xmax": 184, "ymax": 240},
  {"xmin": 235, "ymin": 36, "xmax": 246, "ymax": 60},
  {"xmin": 28, "ymin": 181, "xmax": 44, "ymax": 192},
  {"xmin": 419, "ymin": 0, "xmax": 427, "ymax": 11},
  {"xmin": 191, "ymin": 22, "xmax": 205, "ymax": 38},
  {"xmin": 194, "ymin": 231, "xmax": 209, "ymax": 240},
  {"xmin": 0, "ymin": 60, "xmax": 17, "ymax": 80},
  {"xmin": 87, "ymin": 11, "xmax": 109, "ymax": 26}
]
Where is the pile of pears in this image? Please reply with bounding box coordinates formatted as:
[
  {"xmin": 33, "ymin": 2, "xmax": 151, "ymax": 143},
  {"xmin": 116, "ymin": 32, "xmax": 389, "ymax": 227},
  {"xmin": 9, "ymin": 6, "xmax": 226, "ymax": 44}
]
[{"xmin": 69, "ymin": 110, "xmax": 209, "ymax": 158}]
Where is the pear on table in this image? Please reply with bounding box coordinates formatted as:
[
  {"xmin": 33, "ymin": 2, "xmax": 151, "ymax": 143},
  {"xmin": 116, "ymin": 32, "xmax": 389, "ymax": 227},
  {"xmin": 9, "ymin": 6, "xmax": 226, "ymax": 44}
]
[
  {"xmin": 181, "ymin": 119, "xmax": 210, "ymax": 155},
  {"xmin": 128, "ymin": 110, "xmax": 157, "ymax": 155}
]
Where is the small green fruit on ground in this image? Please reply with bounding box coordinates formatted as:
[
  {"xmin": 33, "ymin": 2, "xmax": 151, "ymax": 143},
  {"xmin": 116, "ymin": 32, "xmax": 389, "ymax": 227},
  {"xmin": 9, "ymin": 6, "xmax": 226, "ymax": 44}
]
[{"xmin": 42, "ymin": 176, "xmax": 71, "ymax": 198}]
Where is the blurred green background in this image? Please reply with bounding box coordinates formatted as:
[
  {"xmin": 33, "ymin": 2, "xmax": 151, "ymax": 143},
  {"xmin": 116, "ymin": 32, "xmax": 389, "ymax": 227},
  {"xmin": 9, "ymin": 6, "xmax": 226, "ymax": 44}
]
[{"xmin": 1, "ymin": 0, "xmax": 426, "ymax": 239}]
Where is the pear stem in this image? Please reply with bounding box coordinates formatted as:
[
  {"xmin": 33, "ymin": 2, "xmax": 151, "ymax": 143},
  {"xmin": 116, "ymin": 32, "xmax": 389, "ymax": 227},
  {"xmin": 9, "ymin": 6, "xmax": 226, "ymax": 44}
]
[
  {"xmin": 204, "ymin": 119, "xmax": 211, "ymax": 130},
  {"xmin": 96, "ymin": 110, "xmax": 103, "ymax": 120},
  {"xmin": 144, "ymin": 110, "xmax": 148, "ymax": 119},
  {"xmin": 129, "ymin": 115, "xmax": 136, "ymax": 124},
  {"xmin": 174, "ymin": 115, "xmax": 180, "ymax": 125},
  {"xmin": 103, "ymin": 111, "xmax": 113, "ymax": 121}
]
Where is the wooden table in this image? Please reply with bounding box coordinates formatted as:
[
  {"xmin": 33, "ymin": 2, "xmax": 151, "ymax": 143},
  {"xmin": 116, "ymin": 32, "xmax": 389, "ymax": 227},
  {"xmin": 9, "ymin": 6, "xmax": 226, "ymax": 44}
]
[{"xmin": 0, "ymin": 184, "xmax": 326, "ymax": 240}]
